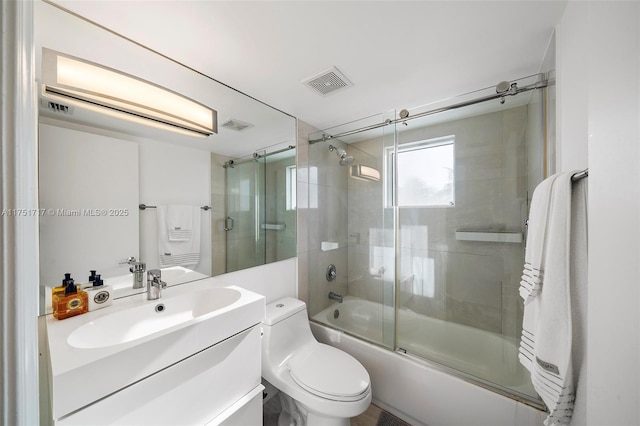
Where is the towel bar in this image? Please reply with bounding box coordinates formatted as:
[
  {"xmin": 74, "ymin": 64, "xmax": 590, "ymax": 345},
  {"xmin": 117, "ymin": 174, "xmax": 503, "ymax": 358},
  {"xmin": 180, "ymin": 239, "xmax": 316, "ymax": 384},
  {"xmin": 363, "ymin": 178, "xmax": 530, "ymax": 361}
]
[
  {"xmin": 139, "ymin": 204, "xmax": 211, "ymax": 211},
  {"xmin": 571, "ymin": 169, "xmax": 588, "ymax": 181}
]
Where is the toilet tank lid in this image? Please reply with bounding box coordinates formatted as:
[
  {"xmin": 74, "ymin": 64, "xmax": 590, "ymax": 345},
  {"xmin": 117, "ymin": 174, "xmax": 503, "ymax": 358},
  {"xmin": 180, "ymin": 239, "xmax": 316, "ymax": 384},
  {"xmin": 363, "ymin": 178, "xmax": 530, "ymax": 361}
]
[{"xmin": 263, "ymin": 297, "xmax": 307, "ymax": 325}]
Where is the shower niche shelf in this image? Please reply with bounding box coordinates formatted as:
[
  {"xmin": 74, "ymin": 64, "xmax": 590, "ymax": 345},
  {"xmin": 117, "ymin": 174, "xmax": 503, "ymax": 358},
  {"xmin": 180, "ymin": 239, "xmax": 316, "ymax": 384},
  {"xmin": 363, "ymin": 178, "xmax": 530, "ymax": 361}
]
[
  {"xmin": 455, "ymin": 230, "xmax": 523, "ymax": 244},
  {"xmin": 321, "ymin": 241, "xmax": 341, "ymax": 251}
]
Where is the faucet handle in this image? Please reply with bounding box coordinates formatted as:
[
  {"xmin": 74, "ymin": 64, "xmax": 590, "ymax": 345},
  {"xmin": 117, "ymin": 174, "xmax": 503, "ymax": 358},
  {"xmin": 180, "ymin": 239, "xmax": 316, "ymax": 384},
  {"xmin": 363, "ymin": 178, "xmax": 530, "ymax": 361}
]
[
  {"xmin": 120, "ymin": 257, "xmax": 145, "ymax": 272},
  {"xmin": 119, "ymin": 256, "xmax": 136, "ymax": 265},
  {"xmin": 130, "ymin": 262, "xmax": 146, "ymax": 273},
  {"xmin": 147, "ymin": 269, "xmax": 166, "ymax": 287},
  {"xmin": 147, "ymin": 269, "xmax": 167, "ymax": 300}
]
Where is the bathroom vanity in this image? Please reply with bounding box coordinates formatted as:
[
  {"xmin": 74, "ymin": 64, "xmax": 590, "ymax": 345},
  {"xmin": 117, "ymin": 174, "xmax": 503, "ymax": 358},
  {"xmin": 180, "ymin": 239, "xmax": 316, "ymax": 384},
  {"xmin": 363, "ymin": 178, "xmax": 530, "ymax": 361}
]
[{"xmin": 45, "ymin": 279, "xmax": 265, "ymax": 425}]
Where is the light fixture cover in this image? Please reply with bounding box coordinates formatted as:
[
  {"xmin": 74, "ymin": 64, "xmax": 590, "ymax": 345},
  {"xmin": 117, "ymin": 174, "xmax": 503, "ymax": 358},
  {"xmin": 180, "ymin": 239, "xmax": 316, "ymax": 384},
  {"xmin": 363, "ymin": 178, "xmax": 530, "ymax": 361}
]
[
  {"xmin": 41, "ymin": 48, "xmax": 217, "ymax": 137},
  {"xmin": 350, "ymin": 164, "xmax": 380, "ymax": 182}
]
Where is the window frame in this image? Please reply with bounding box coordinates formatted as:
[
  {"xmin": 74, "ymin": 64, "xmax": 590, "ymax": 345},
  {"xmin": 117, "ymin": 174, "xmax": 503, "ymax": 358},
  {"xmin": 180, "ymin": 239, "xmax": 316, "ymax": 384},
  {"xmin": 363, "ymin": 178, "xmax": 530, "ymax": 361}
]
[
  {"xmin": 385, "ymin": 135, "xmax": 455, "ymax": 208},
  {"xmin": 285, "ymin": 164, "xmax": 297, "ymax": 211}
]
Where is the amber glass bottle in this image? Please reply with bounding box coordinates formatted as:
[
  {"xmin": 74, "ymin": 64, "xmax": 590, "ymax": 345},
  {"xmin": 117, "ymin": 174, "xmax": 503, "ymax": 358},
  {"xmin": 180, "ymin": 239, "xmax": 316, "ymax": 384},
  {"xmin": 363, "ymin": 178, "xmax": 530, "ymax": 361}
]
[
  {"xmin": 53, "ymin": 274, "xmax": 88, "ymax": 320},
  {"xmin": 51, "ymin": 273, "xmax": 73, "ymax": 309}
]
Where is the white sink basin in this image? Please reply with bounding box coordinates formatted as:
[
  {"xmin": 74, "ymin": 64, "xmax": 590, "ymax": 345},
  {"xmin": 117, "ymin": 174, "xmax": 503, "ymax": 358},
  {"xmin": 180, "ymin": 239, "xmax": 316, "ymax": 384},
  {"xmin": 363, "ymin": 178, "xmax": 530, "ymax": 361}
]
[
  {"xmin": 67, "ymin": 287, "xmax": 242, "ymax": 349},
  {"xmin": 46, "ymin": 281, "xmax": 265, "ymax": 421}
]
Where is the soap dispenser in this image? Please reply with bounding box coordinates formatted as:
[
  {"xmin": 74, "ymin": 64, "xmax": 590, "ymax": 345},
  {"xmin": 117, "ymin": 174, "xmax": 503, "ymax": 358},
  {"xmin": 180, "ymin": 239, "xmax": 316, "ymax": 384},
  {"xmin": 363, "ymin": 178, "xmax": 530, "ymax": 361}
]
[
  {"xmin": 51, "ymin": 273, "xmax": 75, "ymax": 309},
  {"xmin": 85, "ymin": 273, "xmax": 113, "ymax": 311},
  {"xmin": 88, "ymin": 270, "xmax": 97, "ymax": 286},
  {"xmin": 79, "ymin": 270, "xmax": 97, "ymax": 290},
  {"xmin": 52, "ymin": 273, "xmax": 88, "ymax": 320}
]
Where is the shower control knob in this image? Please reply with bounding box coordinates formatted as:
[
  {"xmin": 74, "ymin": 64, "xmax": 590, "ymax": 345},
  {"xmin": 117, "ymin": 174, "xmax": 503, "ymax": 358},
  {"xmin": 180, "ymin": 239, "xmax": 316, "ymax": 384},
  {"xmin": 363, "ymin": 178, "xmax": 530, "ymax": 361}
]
[{"xmin": 326, "ymin": 264, "xmax": 337, "ymax": 282}]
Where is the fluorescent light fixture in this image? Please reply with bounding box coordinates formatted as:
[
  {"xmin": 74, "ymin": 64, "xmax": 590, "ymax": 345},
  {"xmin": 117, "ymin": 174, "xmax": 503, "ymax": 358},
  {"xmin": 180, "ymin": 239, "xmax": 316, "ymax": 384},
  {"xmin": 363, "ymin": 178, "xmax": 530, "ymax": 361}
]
[
  {"xmin": 41, "ymin": 48, "xmax": 217, "ymax": 137},
  {"xmin": 350, "ymin": 164, "xmax": 380, "ymax": 182}
]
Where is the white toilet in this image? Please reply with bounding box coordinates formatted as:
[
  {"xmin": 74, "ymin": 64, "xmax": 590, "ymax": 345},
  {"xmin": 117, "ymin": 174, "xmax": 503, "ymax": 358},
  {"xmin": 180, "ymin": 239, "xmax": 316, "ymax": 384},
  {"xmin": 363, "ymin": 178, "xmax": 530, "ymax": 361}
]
[{"xmin": 261, "ymin": 297, "xmax": 372, "ymax": 426}]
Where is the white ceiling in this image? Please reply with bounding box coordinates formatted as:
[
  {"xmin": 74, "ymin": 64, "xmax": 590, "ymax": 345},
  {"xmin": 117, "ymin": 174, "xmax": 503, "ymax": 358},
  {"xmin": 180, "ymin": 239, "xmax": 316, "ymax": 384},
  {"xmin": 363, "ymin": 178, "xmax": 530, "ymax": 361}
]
[{"xmin": 49, "ymin": 0, "xmax": 567, "ymax": 132}]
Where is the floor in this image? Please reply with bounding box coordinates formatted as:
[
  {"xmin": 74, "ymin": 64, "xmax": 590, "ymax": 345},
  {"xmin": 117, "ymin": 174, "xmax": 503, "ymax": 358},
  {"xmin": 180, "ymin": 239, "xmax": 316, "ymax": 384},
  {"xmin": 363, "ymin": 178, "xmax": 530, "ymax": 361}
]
[
  {"xmin": 351, "ymin": 404, "xmax": 411, "ymax": 426},
  {"xmin": 264, "ymin": 393, "xmax": 410, "ymax": 426},
  {"xmin": 350, "ymin": 404, "xmax": 383, "ymax": 426}
]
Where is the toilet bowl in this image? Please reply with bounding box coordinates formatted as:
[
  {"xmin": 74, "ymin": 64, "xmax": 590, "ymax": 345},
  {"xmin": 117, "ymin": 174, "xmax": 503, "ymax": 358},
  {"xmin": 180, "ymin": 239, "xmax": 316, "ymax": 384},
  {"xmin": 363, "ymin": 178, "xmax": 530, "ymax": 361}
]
[{"xmin": 261, "ymin": 297, "xmax": 371, "ymax": 426}]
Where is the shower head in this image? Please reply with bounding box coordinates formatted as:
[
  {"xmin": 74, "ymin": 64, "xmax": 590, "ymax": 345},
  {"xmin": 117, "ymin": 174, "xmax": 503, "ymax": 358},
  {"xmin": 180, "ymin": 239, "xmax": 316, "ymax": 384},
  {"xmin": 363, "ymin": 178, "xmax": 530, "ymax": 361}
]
[
  {"xmin": 340, "ymin": 156, "xmax": 354, "ymax": 166},
  {"xmin": 329, "ymin": 144, "xmax": 355, "ymax": 166}
]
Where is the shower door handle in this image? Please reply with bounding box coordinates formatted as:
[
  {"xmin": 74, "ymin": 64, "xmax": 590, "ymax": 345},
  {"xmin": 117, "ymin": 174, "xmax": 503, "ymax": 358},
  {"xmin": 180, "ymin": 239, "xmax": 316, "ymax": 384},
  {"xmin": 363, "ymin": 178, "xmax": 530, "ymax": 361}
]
[{"xmin": 224, "ymin": 216, "xmax": 234, "ymax": 231}]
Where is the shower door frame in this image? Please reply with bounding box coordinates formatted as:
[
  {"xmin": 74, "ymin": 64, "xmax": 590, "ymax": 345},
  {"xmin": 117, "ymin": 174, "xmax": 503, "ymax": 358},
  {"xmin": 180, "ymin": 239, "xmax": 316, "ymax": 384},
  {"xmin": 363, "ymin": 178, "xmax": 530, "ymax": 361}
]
[
  {"xmin": 307, "ymin": 73, "xmax": 551, "ymax": 410},
  {"xmin": 224, "ymin": 157, "xmax": 266, "ymax": 273}
]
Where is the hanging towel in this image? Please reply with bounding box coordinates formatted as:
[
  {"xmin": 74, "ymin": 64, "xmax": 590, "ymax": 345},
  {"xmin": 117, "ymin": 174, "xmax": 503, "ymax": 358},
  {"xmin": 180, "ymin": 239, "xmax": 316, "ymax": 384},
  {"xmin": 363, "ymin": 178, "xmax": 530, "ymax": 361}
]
[
  {"xmin": 519, "ymin": 170, "xmax": 587, "ymax": 426},
  {"xmin": 157, "ymin": 205, "xmax": 201, "ymax": 267},
  {"xmin": 519, "ymin": 174, "xmax": 559, "ymax": 303},
  {"xmin": 166, "ymin": 205, "xmax": 194, "ymax": 241}
]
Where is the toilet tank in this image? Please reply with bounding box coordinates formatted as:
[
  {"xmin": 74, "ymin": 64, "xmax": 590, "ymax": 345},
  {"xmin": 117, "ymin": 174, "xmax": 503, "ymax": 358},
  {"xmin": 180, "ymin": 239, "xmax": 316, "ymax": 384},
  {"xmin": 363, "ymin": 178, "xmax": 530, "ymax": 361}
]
[
  {"xmin": 262, "ymin": 298, "xmax": 316, "ymax": 369},
  {"xmin": 264, "ymin": 297, "xmax": 307, "ymax": 326}
]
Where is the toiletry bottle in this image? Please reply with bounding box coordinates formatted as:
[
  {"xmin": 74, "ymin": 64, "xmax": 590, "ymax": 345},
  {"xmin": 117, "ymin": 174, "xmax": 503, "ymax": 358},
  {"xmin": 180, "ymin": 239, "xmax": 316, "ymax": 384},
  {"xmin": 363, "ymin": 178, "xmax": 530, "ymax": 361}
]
[
  {"xmin": 81, "ymin": 270, "xmax": 98, "ymax": 290},
  {"xmin": 51, "ymin": 273, "xmax": 73, "ymax": 309},
  {"xmin": 85, "ymin": 273, "xmax": 113, "ymax": 311},
  {"xmin": 53, "ymin": 274, "xmax": 88, "ymax": 320}
]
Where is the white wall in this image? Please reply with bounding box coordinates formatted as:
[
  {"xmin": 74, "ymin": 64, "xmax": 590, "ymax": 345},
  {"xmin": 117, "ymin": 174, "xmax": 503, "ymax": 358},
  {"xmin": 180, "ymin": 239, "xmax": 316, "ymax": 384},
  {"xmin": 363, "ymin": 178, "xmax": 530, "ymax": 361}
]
[
  {"xmin": 557, "ymin": 2, "xmax": 640, "ymax": 424},
  {"xmin": 556, "ymin": 2, "xmax": 589, "ymax": 173},
  {"xmin": 38, "ymin": 120, "xmax": 212, "ymax": 282},
  {"xmin": 210, "ymin": 257, "xmax": 297, "ymax": 304},
  {"xmin": 38, "ymin": 122, "xmax": 139, "ymax": 285},
  {"xmin": 139, "ymin": 140, "xmax": 211, "ymax": 275}
]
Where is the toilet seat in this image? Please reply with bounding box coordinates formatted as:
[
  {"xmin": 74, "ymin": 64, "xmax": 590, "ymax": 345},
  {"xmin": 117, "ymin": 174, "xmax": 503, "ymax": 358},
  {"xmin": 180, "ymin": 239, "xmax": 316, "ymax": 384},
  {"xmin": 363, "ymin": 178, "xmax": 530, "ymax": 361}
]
[{"xmin": 288, "ymin": 345, "xmax": 370, "ymax": 402}]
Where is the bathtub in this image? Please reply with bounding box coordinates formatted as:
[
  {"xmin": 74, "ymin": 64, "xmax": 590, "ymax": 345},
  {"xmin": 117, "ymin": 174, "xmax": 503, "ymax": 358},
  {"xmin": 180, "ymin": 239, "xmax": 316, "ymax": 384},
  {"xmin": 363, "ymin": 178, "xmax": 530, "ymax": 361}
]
[{"xmin": 310, "ymin": 296, "xmax": 546, "ymax": 426}]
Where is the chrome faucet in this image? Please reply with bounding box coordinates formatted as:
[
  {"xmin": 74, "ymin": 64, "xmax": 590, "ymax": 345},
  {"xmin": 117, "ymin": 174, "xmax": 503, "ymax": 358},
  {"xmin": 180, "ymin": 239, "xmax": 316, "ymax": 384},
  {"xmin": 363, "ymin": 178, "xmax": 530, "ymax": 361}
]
[
  {"xmin": 121, "ymin": 256, "xmax": 146, "ymax": 289},
  {"xmin": 147, "ymin": 269, "xmax": 167, "ymax": 300},
  {"xmin": 328, "ymin": 291, "xmax": 343, "ymax": 303}
]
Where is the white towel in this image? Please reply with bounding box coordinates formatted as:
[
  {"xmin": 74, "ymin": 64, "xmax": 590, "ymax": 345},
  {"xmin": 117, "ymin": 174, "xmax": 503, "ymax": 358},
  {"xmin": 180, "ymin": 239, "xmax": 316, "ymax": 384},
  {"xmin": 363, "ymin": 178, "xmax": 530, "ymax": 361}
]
[
  {"xmin": 166, "ymin": 205, "xmax": 194, "ymax": 241},
  {"xmin": 519, "ymin": 174, "xmax": 559, "ymax": 303},
  {"xmin": 411, "ymin": 256, "xmax": 435, "ymax": 298},
  {"xmin": 519, "ymin": 170, "xmax": 587, "ymax": 426},
  {"xmin": 157, "ymin": 205, "xmax": 201, "ymax": 267}
]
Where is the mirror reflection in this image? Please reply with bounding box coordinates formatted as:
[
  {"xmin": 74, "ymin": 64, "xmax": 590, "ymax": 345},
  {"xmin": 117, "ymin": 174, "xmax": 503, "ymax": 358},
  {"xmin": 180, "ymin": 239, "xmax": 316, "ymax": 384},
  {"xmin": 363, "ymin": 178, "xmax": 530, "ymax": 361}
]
[
  {"xmin": 35, "ymin": 1, "xmax": 297, "ymax": 314},
  {"xmin": 211, "ymin": 146, "xmax": 297, "ymax": 275}
]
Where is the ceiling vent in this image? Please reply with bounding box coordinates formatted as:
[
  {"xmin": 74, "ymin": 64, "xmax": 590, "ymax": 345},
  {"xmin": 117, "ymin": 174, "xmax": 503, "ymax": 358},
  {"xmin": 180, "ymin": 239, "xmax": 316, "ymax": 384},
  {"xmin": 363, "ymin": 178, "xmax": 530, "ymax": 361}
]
[
  {"xmin": 302, "ymin": 66, "xmax": 353, "ymax": 96},
  {"xmin": 221, "ymin": 118, "xmax": 254, "ymax": 132}
]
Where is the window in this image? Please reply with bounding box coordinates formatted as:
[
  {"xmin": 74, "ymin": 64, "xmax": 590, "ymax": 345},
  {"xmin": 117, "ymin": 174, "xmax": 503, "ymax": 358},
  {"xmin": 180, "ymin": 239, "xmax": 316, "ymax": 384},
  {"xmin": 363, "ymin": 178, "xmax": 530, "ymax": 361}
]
[
  {"xmin": 286, "ymin": 165, "xmax": 297, "ymax": 210},
  {"xmin": 387, "ymin": 136, "xmax": 455, "ymax": 207}
]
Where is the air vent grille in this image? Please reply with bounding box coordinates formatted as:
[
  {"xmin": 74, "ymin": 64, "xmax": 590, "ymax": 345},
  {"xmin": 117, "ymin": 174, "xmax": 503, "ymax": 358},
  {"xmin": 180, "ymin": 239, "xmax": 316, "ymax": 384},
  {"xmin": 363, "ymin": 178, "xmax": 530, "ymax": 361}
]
[
  {"xmin": 221, "ymin": 118, "xmax": 253, "ymax": 132},
  {"xmin": 44, "ymin": 100, "xmax": 74, "ymax": 114},
  {"xmin": 302, "ymin": 66, "xmax": 352, "ymax": 96}
]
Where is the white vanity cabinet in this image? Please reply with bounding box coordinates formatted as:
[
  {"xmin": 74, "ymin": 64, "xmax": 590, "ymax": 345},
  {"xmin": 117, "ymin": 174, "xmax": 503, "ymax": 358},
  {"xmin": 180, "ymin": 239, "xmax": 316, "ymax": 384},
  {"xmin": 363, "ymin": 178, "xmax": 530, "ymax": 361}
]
[
  {"xmin": 57, "ymin": 326, "xmax": 262, "ymax": 426},
  {"xmin": 47, "ymin": 283, "xmax": 266, "ymax": 426}
]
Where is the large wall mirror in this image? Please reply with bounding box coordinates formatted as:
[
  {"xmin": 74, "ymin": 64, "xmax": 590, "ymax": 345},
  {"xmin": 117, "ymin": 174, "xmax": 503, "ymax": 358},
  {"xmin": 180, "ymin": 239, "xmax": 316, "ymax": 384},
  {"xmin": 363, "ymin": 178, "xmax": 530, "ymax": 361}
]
[{"xmin": 35, "ymin": 1, "xmax": 297, "ymax": 314}]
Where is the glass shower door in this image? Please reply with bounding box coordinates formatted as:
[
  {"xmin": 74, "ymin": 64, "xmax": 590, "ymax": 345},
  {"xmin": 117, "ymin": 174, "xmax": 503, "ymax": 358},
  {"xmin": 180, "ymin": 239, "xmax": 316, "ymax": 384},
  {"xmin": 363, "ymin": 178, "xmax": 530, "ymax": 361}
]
[
  {"xmin": 307, "ymin": 111, "xmax": 396, "ymax": 350},
  {"xmin": 224, "ymin": 158, "xmax": 266, "ymax": 273},
  {"xmin": 393, "ymin": 85, "xmax": 544, "ymax": 403}
]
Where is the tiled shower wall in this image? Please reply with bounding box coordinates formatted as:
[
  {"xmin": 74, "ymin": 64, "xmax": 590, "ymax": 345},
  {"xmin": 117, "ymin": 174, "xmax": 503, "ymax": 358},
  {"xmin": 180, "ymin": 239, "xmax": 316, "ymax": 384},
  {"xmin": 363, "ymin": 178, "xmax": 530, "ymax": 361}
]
[
  {"xmin": 301, "ymin": 104, "xmax": 535, "ymax": 339},
  {"xmin": 349, "ymin": 106, "xmax": 530, "ymax": 337},
  {"xmin": 264, "ymin": 155, "xmax": 297, "ymax": 263}
]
